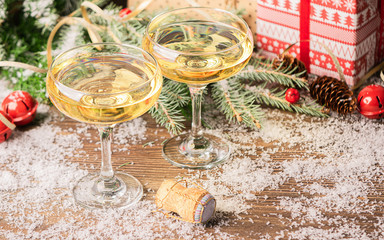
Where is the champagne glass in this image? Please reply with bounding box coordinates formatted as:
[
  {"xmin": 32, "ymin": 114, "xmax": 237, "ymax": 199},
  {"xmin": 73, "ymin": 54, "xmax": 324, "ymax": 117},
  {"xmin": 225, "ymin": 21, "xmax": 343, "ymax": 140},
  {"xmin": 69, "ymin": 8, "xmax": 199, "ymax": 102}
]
[
  {"xmin": 143, "ymin": 7, "xmax": 253, "ymax": 169},
  {"xmin": 46, "ymin": 43, "xmax": 162, "ymax": 209}
]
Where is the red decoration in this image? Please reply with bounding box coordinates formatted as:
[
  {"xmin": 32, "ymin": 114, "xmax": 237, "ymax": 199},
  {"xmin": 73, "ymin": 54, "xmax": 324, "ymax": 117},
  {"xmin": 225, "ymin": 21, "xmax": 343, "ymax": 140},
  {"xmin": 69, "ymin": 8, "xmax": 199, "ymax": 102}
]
[
  {"xmin": 256, "ymin": 1, "xmax": 384, "ymax": 86},
  {"xmin": 119, "ymin": 8, "xmax": 132, "ymax": 18},
  {"xmin": 1, "ymin": 91, "xmax": 38, "ymax": 126},
  {"xmin": 0, "ymin": 110, "xmax": 14, "ymax": 143},
  {"xmin": 285, "ymin": 88, "xmax": 300, "ymax": 104},
  {"xmin": 357, "ymin": 85, "xmax": 384, "ymax": 119}
]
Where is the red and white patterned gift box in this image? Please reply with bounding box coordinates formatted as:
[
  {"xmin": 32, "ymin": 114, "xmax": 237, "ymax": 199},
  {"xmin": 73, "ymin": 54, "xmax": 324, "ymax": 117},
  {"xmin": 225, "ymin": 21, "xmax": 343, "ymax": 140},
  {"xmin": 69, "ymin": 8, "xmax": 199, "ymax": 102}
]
[{"xmin": 256, "ymin": 0, "xmax": 384, "ymax": 86}]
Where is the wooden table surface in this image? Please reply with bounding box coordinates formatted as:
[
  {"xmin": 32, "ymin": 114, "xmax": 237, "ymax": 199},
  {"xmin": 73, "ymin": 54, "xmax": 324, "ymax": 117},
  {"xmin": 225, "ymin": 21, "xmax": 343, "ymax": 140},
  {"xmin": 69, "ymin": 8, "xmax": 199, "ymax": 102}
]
[
  {"xmin": 58, "ymin": 112, "xmax": 288, "ymax": 238},
  {"xmin": 2, "ymin": 107, "xmax": 384, "ymax": 239}
]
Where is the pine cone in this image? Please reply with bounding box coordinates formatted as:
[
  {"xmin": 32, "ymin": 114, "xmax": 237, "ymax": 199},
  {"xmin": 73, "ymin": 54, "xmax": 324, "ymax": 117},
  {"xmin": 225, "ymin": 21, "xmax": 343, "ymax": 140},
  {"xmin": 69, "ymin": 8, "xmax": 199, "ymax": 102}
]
[
  {"xmin": 310, "ymin": 76, "xmax": 357, "ymax": 114},
  {"xmin": 272, "ymin": 53, "xmax": 308, "ymax": 79}
]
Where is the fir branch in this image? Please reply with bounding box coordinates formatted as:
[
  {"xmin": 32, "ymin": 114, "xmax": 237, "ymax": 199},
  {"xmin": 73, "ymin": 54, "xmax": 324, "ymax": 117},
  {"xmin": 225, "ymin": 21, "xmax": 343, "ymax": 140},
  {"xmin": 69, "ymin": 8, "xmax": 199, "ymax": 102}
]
[
  {"xmin": 149, "ymin": 100, "xmax": 186, "ymax": 135},
  {"xmin": 68, "ymin": 0, "xmax": 108, "ymax": 17},
  {"xmin": 148, "ymin": 79, "xmax": 189, "ymax": 134},
  {"xmin": 212, "ymin": 80, "xmax": 264, "ymax": 129},
  {"xmin": 244, "ymin": 85, "xmax": 329, "ymax": 117},
  {"xmin": 0, "ymin": 3, "xmax": 330, "ymax": 134},
  {"xmin": 236, "ymin": 67, "xmax": 309, "ymax": 90},
  {"xmin": 241, "ymin": 103, "xmax": 262, "ymax": 129},
  {"xmin": 160, "ymin": 79, "xmax": 190, "ymax": 107},
  {"xmin": 122, "ymin": 19, "xmax": 148, "ymax": 43},
  {"xmin": 245, "ymin": 57, "xmax": 309, "ymax": 89},
  {"xmin": 223, "ymin": 90, "xmax": 243, "ymax": 122},
  {"xmin": 55, "ymin": 24, "xmax": 87, "ymax": 54}
]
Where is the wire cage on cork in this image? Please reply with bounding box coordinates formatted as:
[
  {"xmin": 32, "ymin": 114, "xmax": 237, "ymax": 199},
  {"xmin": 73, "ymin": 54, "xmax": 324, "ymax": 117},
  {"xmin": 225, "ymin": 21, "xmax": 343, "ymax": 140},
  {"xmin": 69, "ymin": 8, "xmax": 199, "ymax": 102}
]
[{"xmin": 155, "ymin": 179, "xmax": 216, "ymax": 224}]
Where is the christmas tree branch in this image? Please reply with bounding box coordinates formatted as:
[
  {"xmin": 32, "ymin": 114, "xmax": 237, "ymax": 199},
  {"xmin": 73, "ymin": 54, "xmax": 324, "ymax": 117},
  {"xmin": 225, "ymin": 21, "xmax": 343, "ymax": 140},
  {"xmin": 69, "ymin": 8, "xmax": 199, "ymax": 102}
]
[
  {"xmin": 237, "ymin": 67, "xmax": 308, "ymax": 89},
  {"xmin": 149, "ymin": 100, "xmax": 186, "ymax": 135},
  {"xmin": 245, "ymin": 57, "xmax": 309, "ymax": 89},
  {"xmin": 0, "ymin": 2, "xmax": 330, "ymax": 134},
  {"xmin": 241, "ymin": 104, "xmax": 262, "ymax": 129},
  {"xmin": 223, "ymin": 91, "xmax": 243, "ymax": 122},
  {"xmin": 212, "ymin": 80, "xmax": 264, "ymax": 129},
  {"xmin": 148, "ymin": 79, "xmax": 190, "ymax": 134},
  {"xmin": 160, "ymin": 79, "xmax": 190, "ymax": 107},
  {"xmin": 244, "ymin": 85, "xmax": 329, "ymax": 117},
  {"xmin": 68, "ymin": 0, "xmax": 108, "ymax": 17},
  {"xmin": 123, "ymin": 20, "xmax": 147, "ymax": 40}
]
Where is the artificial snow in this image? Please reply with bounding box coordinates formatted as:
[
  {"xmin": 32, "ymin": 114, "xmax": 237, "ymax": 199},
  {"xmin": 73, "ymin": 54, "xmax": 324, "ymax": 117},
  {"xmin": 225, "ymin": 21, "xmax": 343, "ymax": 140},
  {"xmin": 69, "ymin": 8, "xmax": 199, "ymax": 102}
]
[
  {"xmin": 1, "ymin": 77, "xmax": 384, "ymax": 239},
  {"xmin": 0, "ymin": 171, "xmax": 17, "ymax": 191}
]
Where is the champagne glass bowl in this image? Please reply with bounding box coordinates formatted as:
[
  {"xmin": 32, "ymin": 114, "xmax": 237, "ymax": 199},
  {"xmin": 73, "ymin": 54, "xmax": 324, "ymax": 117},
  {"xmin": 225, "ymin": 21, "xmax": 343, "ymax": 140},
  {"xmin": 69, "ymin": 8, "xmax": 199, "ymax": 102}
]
[
  {"xmin": 143, "ymin": 7, "xmax": 253, "ymax": 169},
  {"xmin": 47, "ymin": 43, "xmax": 162, "ymax": 209}
]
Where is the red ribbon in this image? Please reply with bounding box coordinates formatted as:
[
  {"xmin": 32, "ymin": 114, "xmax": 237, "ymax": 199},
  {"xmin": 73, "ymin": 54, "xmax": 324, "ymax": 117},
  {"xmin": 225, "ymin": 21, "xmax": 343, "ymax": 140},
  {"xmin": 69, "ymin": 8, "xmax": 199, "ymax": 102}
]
[{"xmin": 300, "ymin": 0, "xmax": 311, "ymax": 72}]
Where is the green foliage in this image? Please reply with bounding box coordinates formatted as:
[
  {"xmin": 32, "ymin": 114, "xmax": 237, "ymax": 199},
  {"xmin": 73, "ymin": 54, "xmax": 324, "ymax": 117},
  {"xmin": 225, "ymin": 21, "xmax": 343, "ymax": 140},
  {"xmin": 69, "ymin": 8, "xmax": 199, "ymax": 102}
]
[
  {"xmin": 159, "ymin": 79, "xmax": 190, "ymax": 107},
  {"xmin": 244, "ymin": 83, "xmax": 328, "ymax": 117},
  {"xmin": 212, "ymin": 80, "xmax": 263, "ymax": 129},
  {"xmin": 2, "ymin": 68, "xmax": 48, "ymax": 102},
  {"xmin": 0, "ymin": 0, "xmax": 110, "ymax": 102},
  {"xmin": 231, "ymin": 59, "xmax": 328, "ymax": 118},
  {"xmin": 0, "ymin": 3, "xmax": 51, "ymax": 102},
  {"xmin": 244, "ymin": 57, "xmax": 309, "ymax": 89},
  {"xmin": 0, "ymin": 0, "xmax": 68, "ymax": 102},
  {"xmin": 149, "ymin": 79, "xmax": 189, "ymax": 135},
  {"xmin": 0, "ymin": 2, "xmax": 329, "ymax": 134}
]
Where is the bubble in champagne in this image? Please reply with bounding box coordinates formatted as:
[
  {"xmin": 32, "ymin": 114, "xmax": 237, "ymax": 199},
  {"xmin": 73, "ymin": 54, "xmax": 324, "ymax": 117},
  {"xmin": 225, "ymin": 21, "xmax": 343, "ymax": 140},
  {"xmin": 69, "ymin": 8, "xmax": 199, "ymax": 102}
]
[
  {"xmin": 81, "ymin": 93, "xmax": 132, "ymax": 107},
  {"xmin": 176, "ymin": 55, "xmax": 222, "ymax": 70}
]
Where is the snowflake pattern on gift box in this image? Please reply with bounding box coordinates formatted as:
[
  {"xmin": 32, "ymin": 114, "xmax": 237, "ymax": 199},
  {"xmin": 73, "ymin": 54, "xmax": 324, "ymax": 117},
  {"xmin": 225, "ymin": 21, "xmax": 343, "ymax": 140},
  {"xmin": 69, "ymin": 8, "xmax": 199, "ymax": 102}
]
[
  {"xmin": 332, "ymin": 0, "xmax": 343, "ymax": 8},
  {"xmin": 344, "ymin": 0, "xmax": 356, "ymax": 13},
  {"xmin": 357, "ymin": 0, "xmax": 367, "ymax": 11},
  {"xmin": 321, "ymin": 0, "xmax": 330, "ymax": 5}
]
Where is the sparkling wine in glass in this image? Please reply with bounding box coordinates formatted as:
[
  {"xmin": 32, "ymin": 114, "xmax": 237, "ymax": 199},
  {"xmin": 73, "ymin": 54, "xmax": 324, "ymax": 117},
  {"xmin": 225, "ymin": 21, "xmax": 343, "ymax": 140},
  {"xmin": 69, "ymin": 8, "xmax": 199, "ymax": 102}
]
[
  {"xmin": 47, "ymin": 43, "xmax": 162, "ymax": 209},
  {"xmin": 143, "ymin": 7, "xmax": 253, "ymax": 169}
]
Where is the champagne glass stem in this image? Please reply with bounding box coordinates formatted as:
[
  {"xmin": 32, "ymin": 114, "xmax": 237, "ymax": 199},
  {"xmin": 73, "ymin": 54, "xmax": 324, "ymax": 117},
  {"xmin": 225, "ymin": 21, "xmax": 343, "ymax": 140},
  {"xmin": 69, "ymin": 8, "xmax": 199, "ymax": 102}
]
[
  {"xmin": 189, "ymin": 84, "xmax": 207, "ymax": 139},
  {"xmin": 98, "ymin": 126, "xmax": 115, "ymax": 180}
]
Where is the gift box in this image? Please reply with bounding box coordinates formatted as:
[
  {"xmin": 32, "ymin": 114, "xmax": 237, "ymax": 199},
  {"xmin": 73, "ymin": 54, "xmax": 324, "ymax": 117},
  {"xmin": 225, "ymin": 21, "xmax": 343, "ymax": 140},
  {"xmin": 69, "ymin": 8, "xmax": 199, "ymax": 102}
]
[
  {"xmin": 127, "ymin": 0, "xmax": 258, "ymax": 41},
  {"xmin": 256, "ymin": 0, "xmax": 384, "ymax": 86}
]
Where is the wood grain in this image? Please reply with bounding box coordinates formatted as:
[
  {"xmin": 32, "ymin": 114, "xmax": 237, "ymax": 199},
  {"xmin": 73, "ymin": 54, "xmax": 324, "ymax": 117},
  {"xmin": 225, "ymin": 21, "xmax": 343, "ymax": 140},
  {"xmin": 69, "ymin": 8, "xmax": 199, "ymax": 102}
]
[{"xmin": 1, "ymin": 107, "xmax": 382, "ymax": 239}]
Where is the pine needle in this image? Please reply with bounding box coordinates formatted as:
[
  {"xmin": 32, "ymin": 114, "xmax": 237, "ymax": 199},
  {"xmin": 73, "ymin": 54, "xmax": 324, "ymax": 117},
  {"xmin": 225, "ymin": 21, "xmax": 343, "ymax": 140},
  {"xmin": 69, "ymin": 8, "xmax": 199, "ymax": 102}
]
[
  {"xmin": 245, "ymin": 57, "xmax": 309, "ymax": 89},
  {"xmin": 244, "ymin": 85, "xmax": 329, "ymax": 118},
  {"xmin": 212, "ymin": 80, "xmax": 264, "ymax": 129},
  {"xmin": 0, "ymin": 2, "xmax": 329, "ymax": 134}
]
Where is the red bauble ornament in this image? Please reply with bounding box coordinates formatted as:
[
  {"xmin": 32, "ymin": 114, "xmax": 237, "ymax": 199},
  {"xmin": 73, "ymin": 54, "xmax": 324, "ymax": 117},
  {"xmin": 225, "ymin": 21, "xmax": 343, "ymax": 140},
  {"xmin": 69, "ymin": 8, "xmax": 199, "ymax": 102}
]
[
  {"xmin": 0, "ymin": 110, "xmax": 15, "ymax": 143},
  {"xmin": 1, "ymin": 91, "xmax": 38, "ymax": 126},
  {"xmin": 119, "ymin": 8, "xmax": 132, "ymax": 18},
  {"xmin": 357, "ymin": 85, "xmax": 384, "ymax": 119},
  {"xmin": 285, "ymin": 88, "xmax": 300, "ymax": 104}
]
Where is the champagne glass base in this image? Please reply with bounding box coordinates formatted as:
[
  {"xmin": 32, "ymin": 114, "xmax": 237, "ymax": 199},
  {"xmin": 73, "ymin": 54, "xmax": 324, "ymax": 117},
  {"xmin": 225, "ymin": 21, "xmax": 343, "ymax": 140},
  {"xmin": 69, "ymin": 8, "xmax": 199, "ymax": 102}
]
[
  {"xmin": 72, "ymin": 172, "xmax": 143, "ymax": 209},
  {"xmin": 162, "ymin": 133, "xmax": 231, "ymax": 169}
]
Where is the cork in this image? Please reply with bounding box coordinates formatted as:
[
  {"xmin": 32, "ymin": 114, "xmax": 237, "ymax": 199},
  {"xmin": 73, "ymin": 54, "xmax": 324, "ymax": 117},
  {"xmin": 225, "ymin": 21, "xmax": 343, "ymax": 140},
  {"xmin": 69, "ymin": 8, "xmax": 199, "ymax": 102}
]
[{"xmin": 155, "ymin": 179, "xmax": 216, "ymax": 223}]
